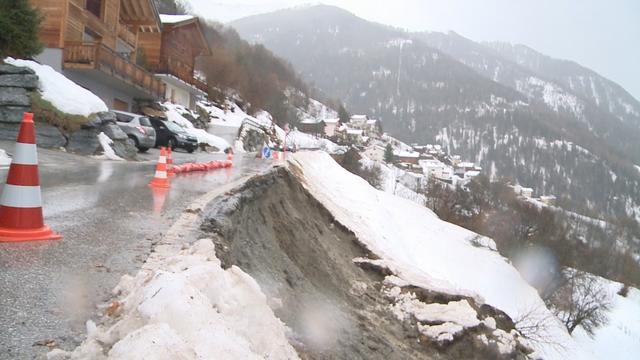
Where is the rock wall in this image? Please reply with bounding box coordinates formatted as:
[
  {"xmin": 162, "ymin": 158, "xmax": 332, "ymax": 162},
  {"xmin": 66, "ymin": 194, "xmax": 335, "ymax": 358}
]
[{"xmin": 0, "ymin": 62, "xmax": 137, "ymax": 160}]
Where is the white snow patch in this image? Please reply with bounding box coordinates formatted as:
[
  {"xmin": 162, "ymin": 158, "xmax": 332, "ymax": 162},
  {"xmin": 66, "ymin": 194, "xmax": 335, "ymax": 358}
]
[
  {"xmin": 94, "ymin": 132, "xmax": 124, "ymax": 161},
  {"xmin": 286, "ymin": 130, "xmax": 345, "ymax": 154},
  {"xmin": 573, "ymin": 277, "xmax": 640, "ymax": 360},
  {"xmin": 163, "ymin": 103, "xmax": 230, "ymax": 150},
  {"xmin": 0, "ymin": 148, "xmax": 11, "ymax": 167},
  {"xmin": 159, "ymin": 14, "xmax": 195, "ymax": 24},
  {"xmin": 289, "ymin": 152, "xmax": 592, "ymax": 359},
  {"xmin": 4, "ymin": 58, "xmax": 107, "ymax": 116}
]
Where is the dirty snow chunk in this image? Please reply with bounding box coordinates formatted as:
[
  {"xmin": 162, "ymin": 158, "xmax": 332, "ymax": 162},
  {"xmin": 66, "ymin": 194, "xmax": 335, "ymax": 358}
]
[
  {"xmin": 4, "ymin": 58, "xmax": 107, "ymax": 116},
  {"xmin": 64, "ymin": 239, "xmax": 299, "ymax": 359},
  {"xmin": 0, "ymin": 148, "xmax": 11, "ymax": 166},
  {"xmin": 418, "ymin": 322, "xmax": 464, "ymax": 342},
  {"xmin": 492, "ymin": 329, "xmax": 518, "ymax": 354},
  {"xmin": 290, "ymin": 152, "xmax": 591, "ymax": 359},
  {"xmin": 109, "ymin": 323, "xmax": 196, "ymax": 360},
  {"xmin": 94, "ymin": 132, "xmax": 124, "ymax": 161}
]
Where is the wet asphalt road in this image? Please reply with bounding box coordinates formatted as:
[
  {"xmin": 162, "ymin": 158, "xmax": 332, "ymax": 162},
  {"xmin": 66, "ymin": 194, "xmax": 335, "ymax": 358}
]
[{"xmin": 0, "ymin": 143, "xmax": 269, "ymax": 359}]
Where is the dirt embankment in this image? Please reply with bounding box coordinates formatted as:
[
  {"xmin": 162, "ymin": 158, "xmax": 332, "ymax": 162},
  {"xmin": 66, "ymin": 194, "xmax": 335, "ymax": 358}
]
[{"xmin": 200, "ymin": 166, "xmax": 527, "ymax": 360}]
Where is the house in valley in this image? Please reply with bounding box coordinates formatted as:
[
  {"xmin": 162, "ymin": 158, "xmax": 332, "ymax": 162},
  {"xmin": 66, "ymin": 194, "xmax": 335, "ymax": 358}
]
[
  {"xmin": 137, "ymin": 14, "xmax": 211, "ymax": 111},
  {"xmin": 323, "ymin": 118, "xmax": 340, "ymax": 137},
  {"xmin": 30, "ymin": 0, "xmax": 166, "ymax": 112},
  {"xmin": 299, "ymin": 118, "xmax": 325, "ymax": 136}
]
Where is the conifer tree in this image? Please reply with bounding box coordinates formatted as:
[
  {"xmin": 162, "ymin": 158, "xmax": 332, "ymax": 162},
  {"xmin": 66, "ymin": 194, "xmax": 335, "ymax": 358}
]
[{"xmin": 0, "ymin": 0, "xmax": 43, "ymax": 59}]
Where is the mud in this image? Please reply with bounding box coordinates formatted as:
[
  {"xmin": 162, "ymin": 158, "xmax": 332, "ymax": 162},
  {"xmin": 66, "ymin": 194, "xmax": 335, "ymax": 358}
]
[{"xmin": 200, "ymin": 166, "xmax": 528, "ymax": 360}]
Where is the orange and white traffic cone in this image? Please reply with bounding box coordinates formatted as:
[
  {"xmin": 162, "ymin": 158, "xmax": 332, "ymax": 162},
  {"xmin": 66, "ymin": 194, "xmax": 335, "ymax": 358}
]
[
  {"xmin": 149, "ymin": 147, "xmax": 171, "ymax": 188},
  {"xmin": 166, "ymin": 147, "xmax": 175, "ymax": 177},
  {"xmin": 225, "ymin": 150, "xmax": 233, "ymax": 168},
  {"xmin": 0, "ymin": 113, "xmax": 62, "ymax": 242}
]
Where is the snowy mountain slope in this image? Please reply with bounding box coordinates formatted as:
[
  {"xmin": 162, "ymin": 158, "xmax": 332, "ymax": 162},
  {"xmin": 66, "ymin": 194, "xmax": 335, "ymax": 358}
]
[
  {"xmin": 290, "ymin": 151, "xmax": 592, "ymax": 359},
  {"xmin": 485, "ymin": 42, "xmax": 640, "ymax": 128},
  {"xmin": 231, "ymin": 5, "xmax": 640, "ymax": 231}
]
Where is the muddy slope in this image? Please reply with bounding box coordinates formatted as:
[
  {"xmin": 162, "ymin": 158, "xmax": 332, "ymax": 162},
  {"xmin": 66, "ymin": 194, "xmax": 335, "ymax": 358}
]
[{"xmin": 200, "ymin": 167, "xmax": 523, "ymax": 359}]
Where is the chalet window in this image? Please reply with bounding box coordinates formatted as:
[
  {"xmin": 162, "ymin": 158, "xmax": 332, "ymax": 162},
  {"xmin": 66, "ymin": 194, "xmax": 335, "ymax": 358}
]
[{"xmin": 86, "ymin": 0, "xmax": 102, "ymax": 18}]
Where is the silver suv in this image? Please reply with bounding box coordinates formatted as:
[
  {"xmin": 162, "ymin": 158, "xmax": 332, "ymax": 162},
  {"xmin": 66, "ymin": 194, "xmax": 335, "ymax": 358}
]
[{"xmin": 113, "ymin": 110, "xmax": 157, "ymax": 152}]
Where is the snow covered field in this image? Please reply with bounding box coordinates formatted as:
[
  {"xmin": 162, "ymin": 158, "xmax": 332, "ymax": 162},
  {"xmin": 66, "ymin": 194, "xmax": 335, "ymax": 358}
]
[
  {"xmin": 573, "ymin": 277, "xmax": 640, "ymax": 359},
  {"xmin": 285, "ymin": 130, "xmax": 345, "ymax": 153},
  {"xmin": 290, "ymin": 152, "xmax": 592, "ymax": 359},
  {"xmin": 4, "ymin": 58, "xmax": 107, "ymax": 116}
]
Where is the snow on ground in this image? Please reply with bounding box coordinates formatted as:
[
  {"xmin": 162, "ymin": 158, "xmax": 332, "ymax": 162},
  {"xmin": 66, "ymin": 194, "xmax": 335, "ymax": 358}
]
[
  {"xmin": 286, "ymin": 130, "xmax": 345, "ymax": 154},
  {"xmin": 635, "ymin": 165, "xmax": 640, "ymax": 174},
  {"xmin": 93, "ymin": 132, "xmax": 124, "ymax": 161},
  {"xmin": 573, "ymin": 278, "xmax": 640, "ymax": 360},
  {"xmin": 163, "ymin": 103, "xmax": 230, "ymax": 150},
  {"xmin": 0, "ymin": 148, "xmax": 11, "ymax": 167},
  {"xmin": 290, "ymin": 152, "xmax": 591, "ymax": 359},
  {"xmin": 57, "ymin": 239, "xmax": 299, "ymax": 359},
  {"xmin": 361, "ymin": 155, "xmax": 426, "ymax": 205},
  {"xmin": 198, "ymin": 100, "xmax": 270, "ymax": 129},
  {"xmin": 4, "ymin": 58, "xmax": 107, "ymax": 117}
]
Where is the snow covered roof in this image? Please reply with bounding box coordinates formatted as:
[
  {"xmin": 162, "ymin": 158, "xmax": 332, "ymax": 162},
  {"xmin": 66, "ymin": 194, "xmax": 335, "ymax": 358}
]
[
  {"xmin": 159, "ymin": 14, "xmax": 195, "ymax": 24},
  {"xmin": 394, "ymin": 151, "xmax": 420, "ymax": 158},
  {"xmin": 300, "ymin": 118, "xmax": 322, "ymax": 124},
  {"xmin": 465, "ymin": 170, "xmax": 481, "ymax": 177},
  {"xmin": 350, "ymin": 115, "xmax": 368, "ymax": 121},
  {"xmin": 346, "ymin": 129, "xmax": 364, "ymax": 135},
  {"xmin": 457, "ymin": 162, "xmax": 475, "ymax": 168},
  {"xmin": 366, "ymin": 119, "xmax": 378, "ymax": 125},
  {"xmin": 324, "ymin": 118, "xmax": 340, "ymax": 124}
]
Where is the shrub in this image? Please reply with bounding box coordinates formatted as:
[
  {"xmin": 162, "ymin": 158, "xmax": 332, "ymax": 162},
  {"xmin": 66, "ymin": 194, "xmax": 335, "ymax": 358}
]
[
  {"xmin": 31, "ymin": 92, "xmax": 89, "ymax": 133},
  {"xmin": 0, "ymin": 0, "xmax": 43, "ymax": 58}
]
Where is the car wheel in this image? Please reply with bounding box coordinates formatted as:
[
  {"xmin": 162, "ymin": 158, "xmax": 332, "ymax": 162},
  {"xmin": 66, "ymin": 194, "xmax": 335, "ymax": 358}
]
[
  {"xmin": 128, "ymin": 135, "xmax": 139, "ymax": 148},
  {"xmin": 187, "ymin": 147, "xmax": 195, "ymax": 154}
]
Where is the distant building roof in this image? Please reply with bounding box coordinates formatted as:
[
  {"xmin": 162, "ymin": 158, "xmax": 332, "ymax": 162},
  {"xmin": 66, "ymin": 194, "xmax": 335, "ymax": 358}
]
[
  {"xmin": 458, "ymin": 162, "xmax": 475, "ymax": 168},
  {"xmin": 324, "ymin": 118, "xmax": 340, "ymax": 124},
  {"xmin": 394, "ymin": 150, "xmax": 420, "ymax": 158},
  {"xmin": 300, "ymin": 118, "xmax": 322, "ymax": 124},
  {"xmin": 366, "ymin": 119, "xmax": 378, "ymax": 125},
  {"xmin": 350, "ymin": 115, "xmax": 368, "ymax": 121},
  {"xmin": 347, "ymin": 129, "xmax": 364, "ymax": 135}
]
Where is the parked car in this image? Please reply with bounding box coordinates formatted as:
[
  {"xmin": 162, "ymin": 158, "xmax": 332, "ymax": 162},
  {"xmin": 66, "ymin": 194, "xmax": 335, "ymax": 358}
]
[
  {"xmin": 149, "ymin": 118, "xmax": 198, "ymax": 153},
  {"xmin": 113, "ymin": 110, "xmax": 156, "ymax": 152}
]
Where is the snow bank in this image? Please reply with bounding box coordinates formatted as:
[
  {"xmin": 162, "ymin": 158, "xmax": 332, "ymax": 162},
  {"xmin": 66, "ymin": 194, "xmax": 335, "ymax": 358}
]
[
  {"xmin": 4, "ymin": 58, "xmax": 107, "ymax": 116},
  {"xmin": 0, "ymin": 148, "xmax": 11, "ymax": 167},
  {"xmin": 93, "ymin": 133, "xmax": 124, "ymax": 161},
  {"xmin": 286, "ymin": 130, "xmax": 345, "ymax": 154},
  {"xmin": 61, "ymin": 239, "xmax": 298, "ymax": 359},
  {"xmin": 163, "ymin": 103, "xmax": 230, "ymax": 150},
  {"xmin": 573, "ymin": 277, "xmax": 640, "ymax": 360},
  {"xmin": 198, "ymin": 100, "xmax": 269, "ymax": 129},
  {"xmin": 289, "ymin": 152, "xmax": 591, "ymax": 359}
]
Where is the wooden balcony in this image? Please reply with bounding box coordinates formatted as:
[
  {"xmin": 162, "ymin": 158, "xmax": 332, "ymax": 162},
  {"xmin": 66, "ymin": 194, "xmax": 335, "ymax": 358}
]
[
  {"xmin": 63, "ymin": 42, "xmax": 165, "ymax": 99},
  {"xmin": 157, "ymin": 57, "xmax": 208, "ymax": 93}
]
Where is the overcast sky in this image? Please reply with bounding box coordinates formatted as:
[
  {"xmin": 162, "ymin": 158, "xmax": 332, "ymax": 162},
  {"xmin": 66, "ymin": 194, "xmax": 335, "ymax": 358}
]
[{"xmin": 185, "ymin": 0, "xmax": 640, "ymax": 101}]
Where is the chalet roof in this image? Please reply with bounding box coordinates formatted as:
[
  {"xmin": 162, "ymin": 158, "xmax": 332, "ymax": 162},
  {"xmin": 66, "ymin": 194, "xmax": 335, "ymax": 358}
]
[
  {"xmin": 350, "ymin": 115, "xmax": 368, "ymax": 121},
  {"xmin": 160, "ymin": 14, "xmax": 212, "ymax": 56},
  {"xmin": 121, "ymin": 0, "xmax": 162, "ymax": 33},
  {"xmin": 394, "ymin": 150, "xmax": 420, "ymax": 158},
  {"xmin": 324, "ymin": 118, "xmax": 340, "ymax": 124},
  {"xmin": 160, "ymin": 14, "xmax": 196, "ymax": 24}
]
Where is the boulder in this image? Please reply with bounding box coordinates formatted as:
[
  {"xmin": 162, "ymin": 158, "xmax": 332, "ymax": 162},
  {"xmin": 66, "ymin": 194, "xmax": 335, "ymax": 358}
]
[
  {"xmin": 0, "ymin": 64, "xmax": 35, "ymax": 75},
  {"xmin": 0, "ymin": 122, "xmax": 20, "ymax": 141},
  {"xmin": 110, "ymin": 137, "xmax": 138, "ymax": 160},
  {"xmin": 66, "ymin": 127, "xmax": 100, "ymax": 155},
  {"xmin": 0, "ymin": 87, "xmax": 30, "ymax": 106},
  {"xmin": 102, "ymin": 123, "xmax": 127, "ymax": 141},
  {"xmin": 36, "ymin": 123, "xmax": 67, "ymax": 148},
  {"xmin": 0, "ymin": 74, "xmax": 38, "ymax": 89},
  {"xmin": 0, "ymin": 105, "xmax": 30, "ymax": 123}
]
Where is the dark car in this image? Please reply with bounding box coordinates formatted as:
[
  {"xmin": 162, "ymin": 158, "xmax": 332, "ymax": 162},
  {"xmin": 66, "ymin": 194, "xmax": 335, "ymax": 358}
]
[{"xmin": 149, "ymin": 118, "xmax": 198, "ymax": 153}]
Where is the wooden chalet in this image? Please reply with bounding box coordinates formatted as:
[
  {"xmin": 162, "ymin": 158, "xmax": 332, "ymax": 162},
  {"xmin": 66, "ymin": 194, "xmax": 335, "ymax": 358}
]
[
  {"xmin": 138, "ymin": 14, "xmax": 212, "ymax": 110},
  {"xmin": 30, "ymin": 0, "xmax": 165, "ymax": 111}
]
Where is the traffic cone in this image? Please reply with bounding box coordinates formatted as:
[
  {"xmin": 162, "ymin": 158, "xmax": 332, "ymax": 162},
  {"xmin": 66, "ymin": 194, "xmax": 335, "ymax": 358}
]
[
  {"xmin": 0, "ymin": 113, "xmax": 62, "ymax": 242},
  {"xmin": 273, "ymin": 151, "xmax": 279, "ymax": 160},
  {"xmin": 149, "ymin": 147, "xmax": 171, "ymax": 188},
  {"xmin": 166, "ymin": 147, "xmax": 175, "ymax": 177},
  {"xmin": 225, "ymin": 150, "xmax": 233, "ymax": 168}
]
